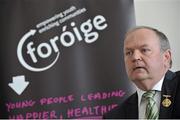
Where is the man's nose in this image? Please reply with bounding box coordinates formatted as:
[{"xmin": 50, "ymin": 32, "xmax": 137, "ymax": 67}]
[{"xmin": 132, "ymin": 50, "xmax": 142, "ymax": 62}]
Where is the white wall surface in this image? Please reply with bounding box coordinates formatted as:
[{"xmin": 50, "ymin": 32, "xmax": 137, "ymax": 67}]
[{"xmin": 134, "ymin": 0, "xmax": 180, "ymax": 71}]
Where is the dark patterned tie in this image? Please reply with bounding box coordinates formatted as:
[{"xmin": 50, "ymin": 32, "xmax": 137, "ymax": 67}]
[{"xmin": 143, "ymin": 90, "xmax": 159, "ymax": 119}]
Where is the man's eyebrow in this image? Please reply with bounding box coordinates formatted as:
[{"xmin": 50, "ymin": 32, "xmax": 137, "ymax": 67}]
[
  {"xmin": 124, "ymin": 48, "xmax": 133, "ymax": 51},
  {"xmin": 141, "ymin": 44, "xmax": 149, "ymax": 47}
]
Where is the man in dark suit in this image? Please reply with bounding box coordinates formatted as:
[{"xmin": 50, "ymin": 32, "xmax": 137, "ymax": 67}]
[{"xmin": 103, "ymin": 26, "xmax": 180, "ymax": 119}]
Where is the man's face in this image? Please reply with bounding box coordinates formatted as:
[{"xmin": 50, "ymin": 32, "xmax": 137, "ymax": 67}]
[{"xmin": 124, "ymin": 29, "xmax": 169, "ymax": 84}]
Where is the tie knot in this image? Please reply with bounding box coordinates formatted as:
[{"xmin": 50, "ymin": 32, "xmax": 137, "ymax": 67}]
[{"xmin": 143, "ymin": 90, "xmax": 156, "ymax": 99}]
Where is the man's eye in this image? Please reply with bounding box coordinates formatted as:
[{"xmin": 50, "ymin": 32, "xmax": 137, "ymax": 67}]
[
  {"xmin": 142, "ymin": 48, "xmax": 150, "ymax": 53},
  {"xmin": 125, "ymin": 51, "xmax": 132, "ymax": 56}
]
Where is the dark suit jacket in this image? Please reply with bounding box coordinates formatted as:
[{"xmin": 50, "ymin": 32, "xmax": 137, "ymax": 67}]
[{"xmin": 103, "ymin": 70, "xmax": 180, "ymax": 119}]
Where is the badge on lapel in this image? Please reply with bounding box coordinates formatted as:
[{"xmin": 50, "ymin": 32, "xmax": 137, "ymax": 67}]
[{"xmin": 162, "ymin": 95, "xmax": 171, "ymax": 107}]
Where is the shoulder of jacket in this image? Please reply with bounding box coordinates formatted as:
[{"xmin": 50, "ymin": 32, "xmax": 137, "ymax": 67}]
[{"xmin": 175, "ymin": 71, "xmax": 180, "ymax": 76}]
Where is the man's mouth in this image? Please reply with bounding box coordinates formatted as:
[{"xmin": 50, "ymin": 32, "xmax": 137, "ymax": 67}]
[{"xmin": 133, "ymin": 67, "xmax": 146, "ymax": 71}]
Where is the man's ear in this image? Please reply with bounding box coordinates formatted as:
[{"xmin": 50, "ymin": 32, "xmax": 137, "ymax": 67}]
[{"xmin": 163, "ymin": 49, "xmax": 172, "ymax": 68}]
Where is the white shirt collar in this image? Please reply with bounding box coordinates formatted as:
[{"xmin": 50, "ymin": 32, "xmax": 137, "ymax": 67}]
[{"xmin": 136, "ymin": 76, "xmax": 165, "ymax": 107}]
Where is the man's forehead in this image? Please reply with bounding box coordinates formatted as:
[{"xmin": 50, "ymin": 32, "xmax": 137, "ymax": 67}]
[
  {"xmin": 124, "ymin": 43, "xmax": 150, "ymax": 50},
  {"xmin": 124, "ymin": 30, "xmax": 161, "ymax": 50},
  {"xmin": 126, "ymin": 28, "xmax": 156, "ymax": 36},
  {"xmin": 124, "ymin": 29, "xmax": 159, "ymax": 43}
]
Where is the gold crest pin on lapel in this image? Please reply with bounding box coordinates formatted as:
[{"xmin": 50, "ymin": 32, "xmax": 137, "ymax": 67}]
[{"xmin": 162, "ymin": 95, "xmax": 171, "ymax": 107}]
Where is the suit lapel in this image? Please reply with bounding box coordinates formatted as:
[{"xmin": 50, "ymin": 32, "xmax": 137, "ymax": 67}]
[
  {"xmin": 125, "ymin": 93, "xmax": 138, "ymax": 118},
  {"xmin": 159, "ymin": 71, "xmax": 177, "ymax": 118}
]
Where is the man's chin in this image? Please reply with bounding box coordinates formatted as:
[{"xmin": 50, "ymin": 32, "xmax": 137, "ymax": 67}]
[{"xmin": 131, "ymin": 75, "xmax": 149, "ymax": 81}]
